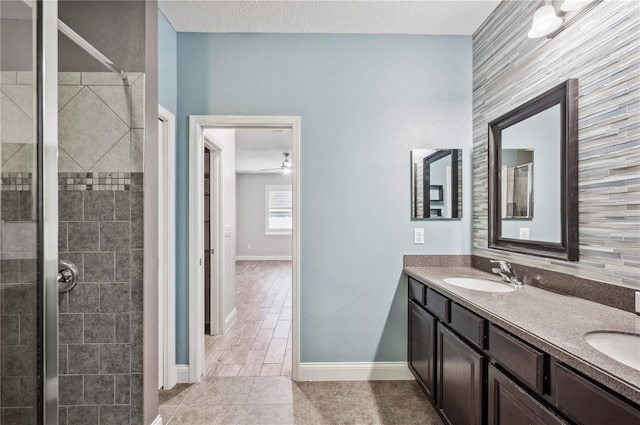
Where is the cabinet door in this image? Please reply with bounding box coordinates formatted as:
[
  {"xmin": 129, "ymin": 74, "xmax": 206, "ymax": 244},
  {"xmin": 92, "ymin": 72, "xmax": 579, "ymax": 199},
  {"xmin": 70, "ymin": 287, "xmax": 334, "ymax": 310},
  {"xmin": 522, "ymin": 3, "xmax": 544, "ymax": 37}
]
[
  {"xmin": 488, "ymin": 364, "xmax": 566, "ymax": 425},
  {"xmin": 553, "ymin": 363, "xmax": 640, "ymax": 425},
  {"xmin": 408, "ymin": 299, "xmax": 437, "ymax": 402},
  {"xmin": 437, "ymin": 324, "xmax": 485, "ymax": 425}
]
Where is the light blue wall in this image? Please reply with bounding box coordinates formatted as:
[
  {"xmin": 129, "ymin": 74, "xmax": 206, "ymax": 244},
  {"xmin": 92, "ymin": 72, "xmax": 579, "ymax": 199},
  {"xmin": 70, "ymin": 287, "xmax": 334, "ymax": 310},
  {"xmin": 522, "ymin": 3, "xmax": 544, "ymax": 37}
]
[
  {"xmin": 158, "ymin": 11, "xmax": 177, "ymax": 113},
  {"xmin": 176, "ymin": 34, "xmax": 473, "ymax": 364}
]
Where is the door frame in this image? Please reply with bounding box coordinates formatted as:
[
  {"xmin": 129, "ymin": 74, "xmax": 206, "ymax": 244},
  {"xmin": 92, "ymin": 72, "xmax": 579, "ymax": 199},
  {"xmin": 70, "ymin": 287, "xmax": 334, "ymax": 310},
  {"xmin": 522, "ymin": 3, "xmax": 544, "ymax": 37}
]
[
  {"xmin": 203, "ymin": 135, "xmax": 223, "ymax": 336},
  {"xmin": 158, "ymin": 105, "xmax": 177, "ymax": 389},
  {"xmin": 188, "ymin": 115, "xmax": 301, "ymax": 382}
]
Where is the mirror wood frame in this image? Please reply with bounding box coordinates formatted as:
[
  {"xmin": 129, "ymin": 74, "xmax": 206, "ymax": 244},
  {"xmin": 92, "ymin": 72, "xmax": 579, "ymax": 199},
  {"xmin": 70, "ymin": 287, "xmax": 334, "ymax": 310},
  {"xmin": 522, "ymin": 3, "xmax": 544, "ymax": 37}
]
[
  {"xmin": 411, "ymin": 149, "xmax": 462, "ymax": 220},
  {"xmin": 488, "ymin": 79, "xmax": 579, "ymax": 261}
]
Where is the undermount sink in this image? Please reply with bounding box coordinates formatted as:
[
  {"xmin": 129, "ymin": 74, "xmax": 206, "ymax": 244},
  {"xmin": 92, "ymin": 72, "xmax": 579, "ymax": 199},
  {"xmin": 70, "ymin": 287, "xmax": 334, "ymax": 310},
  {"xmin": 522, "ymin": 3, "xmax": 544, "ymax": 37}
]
[
  {"xmin": 584, "ymin": 332, "xmax": 640, "ymax": 371},
  {"xmin": 443, "ymin": 277, "xmax": 517, "ymax": 293}
]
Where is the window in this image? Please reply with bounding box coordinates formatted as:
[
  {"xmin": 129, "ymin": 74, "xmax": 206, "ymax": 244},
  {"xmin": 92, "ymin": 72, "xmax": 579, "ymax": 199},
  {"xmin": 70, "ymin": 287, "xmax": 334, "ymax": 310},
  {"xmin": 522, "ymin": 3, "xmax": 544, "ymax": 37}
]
[{"xmin": 265, "ymin": 185, "xmax": 292, "ymax": 235}]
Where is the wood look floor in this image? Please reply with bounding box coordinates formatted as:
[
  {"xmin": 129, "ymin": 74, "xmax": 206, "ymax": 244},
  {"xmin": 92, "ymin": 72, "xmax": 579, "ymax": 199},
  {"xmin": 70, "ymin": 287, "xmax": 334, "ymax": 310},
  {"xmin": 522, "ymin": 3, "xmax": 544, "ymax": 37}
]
[
  {"xmin": 159, "ymin": 260, "xmax": 444, "ymax": 424},
  {"xmin": 205, "ymin": 260, "xmax": 293, "ymax": 377}
]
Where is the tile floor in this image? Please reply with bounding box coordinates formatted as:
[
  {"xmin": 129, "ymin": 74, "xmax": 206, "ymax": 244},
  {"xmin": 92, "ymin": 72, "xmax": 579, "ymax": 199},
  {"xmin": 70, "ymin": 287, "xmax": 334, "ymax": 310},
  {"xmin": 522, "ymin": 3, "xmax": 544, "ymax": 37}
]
[
  {"xmin": 159, "ymin": 261, "xmax": 444, "ymax": 424},
  {"xmin": 204, "ymin": 261, "xmax": 293, "ymax": 378}
]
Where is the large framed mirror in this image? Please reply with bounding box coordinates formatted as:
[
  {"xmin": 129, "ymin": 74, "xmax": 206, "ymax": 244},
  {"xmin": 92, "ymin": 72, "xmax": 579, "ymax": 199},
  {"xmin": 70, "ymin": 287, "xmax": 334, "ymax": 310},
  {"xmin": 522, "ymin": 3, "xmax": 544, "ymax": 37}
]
[
  {"xmin": 488, "ymin": 79, "xmax": 578, "ymax": 260},
  {"xmin": 411, "ymin": 149, "xmax": 462, "ymax": 220}
]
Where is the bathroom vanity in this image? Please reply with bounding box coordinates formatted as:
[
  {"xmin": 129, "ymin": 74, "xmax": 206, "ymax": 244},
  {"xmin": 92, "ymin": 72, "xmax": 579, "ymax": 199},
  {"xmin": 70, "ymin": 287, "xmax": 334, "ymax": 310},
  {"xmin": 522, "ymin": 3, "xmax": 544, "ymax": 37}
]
[{"xmin": 405, "ymin": 266, "xmax": 640, "ymax": 425}]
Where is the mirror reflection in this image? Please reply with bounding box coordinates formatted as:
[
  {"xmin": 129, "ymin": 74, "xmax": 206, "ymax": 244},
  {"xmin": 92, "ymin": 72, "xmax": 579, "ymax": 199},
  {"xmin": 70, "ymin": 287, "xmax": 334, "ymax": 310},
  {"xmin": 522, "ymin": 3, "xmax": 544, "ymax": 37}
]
[
  {"xmin": 500, "ymin": 104, "xmax": 561, "ymax": 242},
  {"xmin": 411, "ymin": 149, "xmax": 462, "ymax": 220},
  {"xmin": 501, "ymin": 149, "xmax": 533, "ymax": 219}
]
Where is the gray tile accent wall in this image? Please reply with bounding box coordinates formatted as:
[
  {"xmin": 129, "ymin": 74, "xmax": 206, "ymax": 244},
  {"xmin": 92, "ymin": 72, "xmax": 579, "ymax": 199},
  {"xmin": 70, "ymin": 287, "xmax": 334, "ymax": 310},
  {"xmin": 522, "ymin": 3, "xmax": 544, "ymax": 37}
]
[
  {"xmin": 472, "ymin": 1, "xmax": 640, "ymax": 288},
  {"xmin": 0, "ymin": 70, "xmax": 144, "ymax": 424},
  {"xmin": 2, "ymin": 72, "xmax": 145, "ymax": 174},
  {"xmin": 55, "ymin": 71, "xmax": 144, "ymax": 425},
  {"xmin": 58, "ymin": 181, "xmax": 143, "ymax": 425}
]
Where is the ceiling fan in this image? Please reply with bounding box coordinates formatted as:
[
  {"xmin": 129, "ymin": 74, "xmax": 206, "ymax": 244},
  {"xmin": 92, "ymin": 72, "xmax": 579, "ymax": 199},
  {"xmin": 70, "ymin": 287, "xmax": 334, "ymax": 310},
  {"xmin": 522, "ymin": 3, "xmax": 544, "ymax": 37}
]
[{"xmin": 260, "ymin": 152, "xmax": 292, "ymax": 173}]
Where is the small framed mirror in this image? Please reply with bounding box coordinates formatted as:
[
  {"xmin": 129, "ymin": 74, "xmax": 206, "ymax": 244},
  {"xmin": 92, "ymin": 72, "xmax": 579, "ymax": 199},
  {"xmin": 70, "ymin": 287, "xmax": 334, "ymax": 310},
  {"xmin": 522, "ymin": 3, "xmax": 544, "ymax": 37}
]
[
  {"xmin": 488, "ymin": 79, "xmax": 578, "ymax": 260},
  {"xmin": 411, "ymin": 149, "xmax": 462, "ymax": 220}
]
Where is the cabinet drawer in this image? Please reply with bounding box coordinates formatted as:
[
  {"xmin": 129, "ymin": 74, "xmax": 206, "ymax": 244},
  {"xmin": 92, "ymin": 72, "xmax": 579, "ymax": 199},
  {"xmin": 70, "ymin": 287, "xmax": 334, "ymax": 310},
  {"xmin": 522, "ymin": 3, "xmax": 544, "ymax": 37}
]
[
  {"xmin": 488, "ymin": 324, "xmax": 544, "ymax": 394},
  {"xmin": 553, "ymin": 363, "xmax": 640, "ymax": 425},
  {"xmin": 426, "ymin": 288, "xmax": 450, "ymax": 322},
  {"xmin": 408, "ymin": 277, "xmax": 426, "ymax": 305},
  {"xmin": 449, "ymin": 302, "xmax": 485, "ymax": 350}
]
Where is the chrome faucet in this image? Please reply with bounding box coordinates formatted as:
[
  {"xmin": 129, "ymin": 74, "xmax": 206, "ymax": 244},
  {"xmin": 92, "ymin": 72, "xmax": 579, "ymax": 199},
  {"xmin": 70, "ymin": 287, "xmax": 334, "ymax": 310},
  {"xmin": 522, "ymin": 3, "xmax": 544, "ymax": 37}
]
[{"xmin": 490, "ymin": 260, "xmax": 523, "ymax": 286}]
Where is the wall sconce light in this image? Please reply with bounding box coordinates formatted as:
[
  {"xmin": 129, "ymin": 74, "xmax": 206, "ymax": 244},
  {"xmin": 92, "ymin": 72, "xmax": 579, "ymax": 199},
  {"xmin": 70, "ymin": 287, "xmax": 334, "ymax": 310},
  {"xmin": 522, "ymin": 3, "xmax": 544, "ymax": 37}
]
[
  {"xmin": 528, "ymin": 0, "xmax": 598, "ymax": 39},
  {"xmin": 528, "ymin": 3, "xmax": 563, "ymax": 38}
]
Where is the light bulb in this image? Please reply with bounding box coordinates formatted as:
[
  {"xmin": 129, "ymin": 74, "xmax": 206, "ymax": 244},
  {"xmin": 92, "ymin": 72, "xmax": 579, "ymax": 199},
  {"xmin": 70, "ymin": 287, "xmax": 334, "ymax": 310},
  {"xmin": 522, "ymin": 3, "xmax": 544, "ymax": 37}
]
[{"xmin": 528, "ymin": 4, "xmax": 563, "ymax": 39}]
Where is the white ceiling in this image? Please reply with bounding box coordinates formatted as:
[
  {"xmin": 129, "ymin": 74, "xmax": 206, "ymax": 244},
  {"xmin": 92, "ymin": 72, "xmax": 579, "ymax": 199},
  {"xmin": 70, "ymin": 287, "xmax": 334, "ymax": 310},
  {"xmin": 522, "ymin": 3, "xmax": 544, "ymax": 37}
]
[
  {"xmin": 231, "ymin": 128, "xmax": 293, "ymax": 173},
  {"xmin": 159, "ymin": 0, "xmax": 501, "ymax": 35}
]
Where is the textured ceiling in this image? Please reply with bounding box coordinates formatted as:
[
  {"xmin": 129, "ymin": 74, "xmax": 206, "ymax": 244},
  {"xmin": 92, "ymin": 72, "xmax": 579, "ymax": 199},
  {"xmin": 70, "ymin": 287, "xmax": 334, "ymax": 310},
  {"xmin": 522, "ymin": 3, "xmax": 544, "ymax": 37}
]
[{"xmin": 159, "ymin": 0, "xmax": 501, "ymax": 35}]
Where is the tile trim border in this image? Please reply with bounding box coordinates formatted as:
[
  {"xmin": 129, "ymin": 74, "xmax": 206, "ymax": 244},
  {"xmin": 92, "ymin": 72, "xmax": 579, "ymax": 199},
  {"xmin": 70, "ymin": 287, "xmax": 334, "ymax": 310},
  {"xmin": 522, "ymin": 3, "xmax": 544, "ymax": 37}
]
[{"xmin": 298, "ymin": 362, "xmax": 414, "ymax": 381}]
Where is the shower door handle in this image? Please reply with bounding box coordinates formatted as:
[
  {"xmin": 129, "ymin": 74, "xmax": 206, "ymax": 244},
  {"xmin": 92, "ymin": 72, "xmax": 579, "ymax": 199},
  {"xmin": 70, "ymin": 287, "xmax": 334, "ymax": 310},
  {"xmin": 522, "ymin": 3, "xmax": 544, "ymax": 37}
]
[{"xmin": 58, "ymin": 260, "xmax": 79, "ymax": 293}]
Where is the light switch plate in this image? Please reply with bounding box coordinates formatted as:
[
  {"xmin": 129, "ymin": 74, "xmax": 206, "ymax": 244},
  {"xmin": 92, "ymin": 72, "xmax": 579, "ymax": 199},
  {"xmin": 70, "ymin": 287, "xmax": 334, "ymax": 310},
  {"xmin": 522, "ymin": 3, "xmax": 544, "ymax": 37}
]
[
  {"xmin": 519, "ymin": 227, "xmax": 530, "ymax": 240},
  {"xmin": 414, "ymin": 228, "xmax": 425, "ymax": 244},
  {"xmin": 635, "ymin": 291, "xmax": 640, "ymax": 314}
]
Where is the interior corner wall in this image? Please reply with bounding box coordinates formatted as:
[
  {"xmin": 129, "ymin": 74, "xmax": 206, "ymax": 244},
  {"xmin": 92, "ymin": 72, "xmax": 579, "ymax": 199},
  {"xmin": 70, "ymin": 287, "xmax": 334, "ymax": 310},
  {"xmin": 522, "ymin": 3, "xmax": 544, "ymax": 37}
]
[
  {"xmin": 236, "ymin": 173, "xmax": 293, "ymax": 259},
  {"xmin": 144, "ymin": 2, "xmax": 159, "ymax": 424},
  {"xmin": 472, "ymin": 0, "xmax": 640, "ymax": 288}
]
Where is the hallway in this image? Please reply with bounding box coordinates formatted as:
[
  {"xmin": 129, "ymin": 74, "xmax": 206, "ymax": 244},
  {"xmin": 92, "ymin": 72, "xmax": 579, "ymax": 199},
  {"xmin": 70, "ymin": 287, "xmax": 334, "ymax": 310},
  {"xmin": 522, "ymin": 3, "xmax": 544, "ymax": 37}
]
[{"xmin": 206, "ymin": 260, "xmax": 293, "ymax": 377}]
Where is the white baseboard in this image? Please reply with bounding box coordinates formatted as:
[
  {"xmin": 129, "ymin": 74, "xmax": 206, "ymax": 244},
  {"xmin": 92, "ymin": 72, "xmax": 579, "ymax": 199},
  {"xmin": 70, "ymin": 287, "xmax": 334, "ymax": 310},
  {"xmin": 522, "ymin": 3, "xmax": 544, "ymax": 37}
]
[
  {"xmin": 224, "ymin": 308, "xmax": 238, "ymax": 333},
  {"xmin": 176, "ymin": 364, "xmax": 191, "ymax": 383},
  {"xmin": 298, "ymin": 362, "xmax": 414, "ymax": 381},
  {"xmin": 151, "ymin": 414, "xmax": 163, "ymax": 425},
  {"xmin": 236, "ymin": 255, "xmax": 292, "ymax": 261}
]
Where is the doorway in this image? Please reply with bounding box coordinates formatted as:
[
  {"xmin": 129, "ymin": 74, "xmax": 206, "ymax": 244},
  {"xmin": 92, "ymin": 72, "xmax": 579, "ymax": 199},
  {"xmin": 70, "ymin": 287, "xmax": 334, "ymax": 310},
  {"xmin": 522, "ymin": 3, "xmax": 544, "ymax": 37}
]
[{"xmin": 188, "ymin": 116, "xmax": 301, "ymax": 382}]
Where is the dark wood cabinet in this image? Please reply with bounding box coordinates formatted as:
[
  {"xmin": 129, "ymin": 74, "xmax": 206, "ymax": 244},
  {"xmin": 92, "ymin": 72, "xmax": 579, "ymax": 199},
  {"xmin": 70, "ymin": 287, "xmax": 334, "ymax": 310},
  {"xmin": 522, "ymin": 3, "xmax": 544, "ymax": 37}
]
[
  {"xmin": 406, "ymin": 275, "xmax": 640, "ymax": 425},
  {"xmin": 408, "ymin": 299, "xmax": 437, "ymax": 402},
  {"xmin": 437, "ymin": 324, "xmax": 485, "ymax": 425},
  {"xmin": 552, "ymin": 362, "xmax": 640, "ymax": 425},
  {"xmin": 488, "ymin": 363, "xmax": 566, "ymax": 425}
]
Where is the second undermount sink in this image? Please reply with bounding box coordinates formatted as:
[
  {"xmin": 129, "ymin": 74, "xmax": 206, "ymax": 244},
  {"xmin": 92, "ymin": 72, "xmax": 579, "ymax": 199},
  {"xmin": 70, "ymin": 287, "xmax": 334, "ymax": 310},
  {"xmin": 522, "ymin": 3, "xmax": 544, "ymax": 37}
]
[
  {"xmin": 443, "ymin": 277, "xmax": 517, "ymax": 293},
  {"xmin": 584, "ymin": 332, "xmax": 640, "ymax": 371}
]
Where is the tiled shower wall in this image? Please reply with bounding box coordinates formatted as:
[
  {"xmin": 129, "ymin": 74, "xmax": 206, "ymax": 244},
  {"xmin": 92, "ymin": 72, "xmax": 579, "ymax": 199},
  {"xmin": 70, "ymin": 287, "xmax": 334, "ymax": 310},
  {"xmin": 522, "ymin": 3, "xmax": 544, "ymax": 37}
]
[
  {"xmin": 1, "ymin": 71, "xmax": 145, "ymax": 424},
  {"xmin": 57, "ymin": 72, "xmax": 145, "ymax": 425},
  {"xmin": 472, "ymin": 1, "xmax": 640, "ymax": 287}
]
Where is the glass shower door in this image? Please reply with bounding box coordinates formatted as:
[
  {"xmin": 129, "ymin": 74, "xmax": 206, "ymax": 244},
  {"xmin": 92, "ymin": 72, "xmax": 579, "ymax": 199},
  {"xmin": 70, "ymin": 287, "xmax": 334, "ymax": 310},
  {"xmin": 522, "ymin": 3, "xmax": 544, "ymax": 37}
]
[
  {"xmin": 1, "ymin": 1, "xmax": 59, "ymax": 424},
  {"xmin": 1, "ymin": 0, "xmax": 38, "ymax": 423}
]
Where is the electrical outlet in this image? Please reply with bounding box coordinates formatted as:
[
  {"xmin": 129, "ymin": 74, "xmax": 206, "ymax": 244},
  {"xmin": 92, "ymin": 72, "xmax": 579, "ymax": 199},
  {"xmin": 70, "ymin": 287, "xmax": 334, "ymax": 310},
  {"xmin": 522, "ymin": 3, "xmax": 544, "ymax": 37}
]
[
  {"xmin": 519, "ymin": 227, "xmax": 530, "ymax": 240},
  {"xmin": 414, "ymin": 228, "xmax": 425, "ymax": 244}
]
